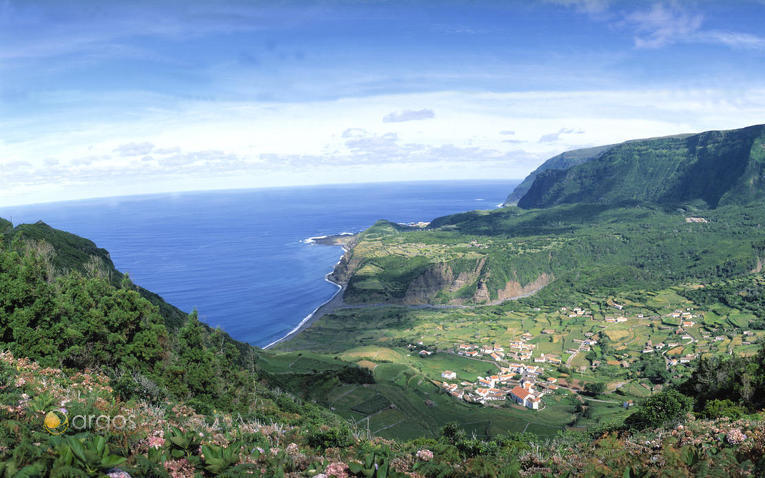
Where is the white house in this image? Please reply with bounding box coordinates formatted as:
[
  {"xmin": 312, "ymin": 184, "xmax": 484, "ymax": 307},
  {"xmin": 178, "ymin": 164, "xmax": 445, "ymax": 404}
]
[{"xmin": 509, "ymin": 385, "xmax": 541, "ymax": 410}]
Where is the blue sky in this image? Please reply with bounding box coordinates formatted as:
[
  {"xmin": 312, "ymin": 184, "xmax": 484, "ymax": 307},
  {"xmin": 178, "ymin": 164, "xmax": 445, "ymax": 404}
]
[{"xmin": 2, "ymin": 0, "xmax": 765, "ymax": 205}]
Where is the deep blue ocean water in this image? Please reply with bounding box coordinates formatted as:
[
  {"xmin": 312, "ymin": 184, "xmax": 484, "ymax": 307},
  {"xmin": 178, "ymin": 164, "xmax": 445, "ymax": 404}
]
[{"xmin": 0, "ymin": 180, "xmax": 518, "ymax": 347}]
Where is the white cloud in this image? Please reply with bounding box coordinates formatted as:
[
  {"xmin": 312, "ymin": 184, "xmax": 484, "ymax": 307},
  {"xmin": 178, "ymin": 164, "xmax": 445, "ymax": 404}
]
[
  {"xmin": 382, "ymin": 109, "xmax": 435, "ymax": 123},
  {"xmin": 626, "ymin": 3, "xmax": 703, "ymax": 49},
  {"xmin": 697, "ymin": 30, "xmax": 765, "ymax": 50},
  {"xmin": 544, "ymin": 0, "xmax": 611, "ymax": 14},
  {"xmin": 539, "ymin": 128, "xmax": 585, "ymax": 143},
  {"xmin": 2, "ymin": 88, "xmax": 765, "ymax": 206},
  {"xmin": 113, "ymin": 142, "xmax": 154, "ymax": 156},
  {"xmin": 550, "ymin": 0, "xmax": 765, "ymax": 51}
]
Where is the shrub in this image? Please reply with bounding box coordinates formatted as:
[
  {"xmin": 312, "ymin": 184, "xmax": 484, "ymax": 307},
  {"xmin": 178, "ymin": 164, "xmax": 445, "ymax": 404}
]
[
  {"xmin": 625, "ymin": 389, "xmax": 693, "ymax": 429},
  {"xmin": 584, "ymin": 382, "xmax": 606, "ymax": 396},
  {"xmin": 305, "ymin": 425, "xmax": 353, "ymax": 450},
  {"xmin": 700, "ymin": 399, "xmax": 746, "ymax": 419}
]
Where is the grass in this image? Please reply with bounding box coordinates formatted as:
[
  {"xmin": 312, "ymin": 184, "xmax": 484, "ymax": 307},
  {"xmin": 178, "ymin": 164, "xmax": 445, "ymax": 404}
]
[{"xmin": 266, "ymin": 203, "xmax": 765, "ymax": 440}]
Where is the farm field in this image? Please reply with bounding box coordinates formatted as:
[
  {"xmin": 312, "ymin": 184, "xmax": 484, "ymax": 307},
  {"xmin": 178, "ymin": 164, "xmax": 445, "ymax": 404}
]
[
  {"xmin": 267, "ymin": 203, "xmax": 765, "ymax": 441},
  {"xmin": 268, "ymin": 273, "xmax": 765, "ymax": 440}
]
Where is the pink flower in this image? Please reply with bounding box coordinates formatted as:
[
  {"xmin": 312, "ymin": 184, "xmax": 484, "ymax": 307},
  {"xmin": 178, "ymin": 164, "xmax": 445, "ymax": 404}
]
[
  {"xmin": 416, "ymin": 449, "xmax": 434, "ymax": 462},
  {"xmin": 147, "ymin": 436, "xmax": 165, "ymax": 449},
  {"xmin": 286, "ymin": 443, "xmax": 299, "ymax": 455},
  {"xmin": 325, "ymin": 461, "xmax": 349, "ymax": 478},
  {"xmin": 726, "ymin": 429, "xmax": 747, "ymax": 445}
]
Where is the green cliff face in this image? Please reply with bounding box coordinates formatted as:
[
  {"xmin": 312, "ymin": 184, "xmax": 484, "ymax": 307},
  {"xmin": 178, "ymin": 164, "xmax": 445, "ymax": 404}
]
[
  {"xmin": 503, "ymin": 144, "xmax": 614, "ymax": 205},
  {"xmin": 516, "ymin": 124, "xmax": 765, "ymax": 209}
]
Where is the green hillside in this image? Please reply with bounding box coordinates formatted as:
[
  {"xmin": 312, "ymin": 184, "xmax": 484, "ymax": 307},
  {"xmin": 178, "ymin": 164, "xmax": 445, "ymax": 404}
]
[
  {"xmin": 334, "ymin": 203, "xmax": 765, "ymax": 307},
  {"xmin": 516, "ymin": 124, "xmax": 765, "ymax": 209},
  {"xmin": 5, "ymin": 119, "xmax": 765, "ymax": 475},
  {"xmin": 1, "ymin": 209, "xmax": 765, "ymax": 475},
  {"xmin": 503, "ymin": 144, "xmax": 614, "ymax": 205}
]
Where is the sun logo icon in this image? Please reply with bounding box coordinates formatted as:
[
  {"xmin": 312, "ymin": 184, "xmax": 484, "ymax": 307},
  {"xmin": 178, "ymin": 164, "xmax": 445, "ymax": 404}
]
[{"xmin": 43, "ymin": 409, "xmax": 69, "ymax": 435}]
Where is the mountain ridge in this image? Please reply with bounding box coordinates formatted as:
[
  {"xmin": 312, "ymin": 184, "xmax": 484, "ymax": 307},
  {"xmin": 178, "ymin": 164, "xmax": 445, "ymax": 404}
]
[
  {"xmin": 503, "ymin": 143, "xmax": 615, "ymax": 205},
  {"xmin": 513, "ymin": 124, "xmax": 765, "ymax": 209}
]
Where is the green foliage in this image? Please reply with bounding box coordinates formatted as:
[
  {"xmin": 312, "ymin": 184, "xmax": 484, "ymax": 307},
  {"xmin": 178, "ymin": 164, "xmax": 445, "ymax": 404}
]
[
  {"xmin": 348, "ymin": 449, "xmax": 408, "ymax": 478},
  {"xmin": 637, "ymin": 353, "xmax": 670, "ymax": 385},
  {"xmin": 346, "ymin": 201, "xmax": 765, "ymax": 305},
  {"xmin": 52, "ymin": 434, "xmax": 126, "ymax": 476},
  {"xmin": 200, "ymin": 443, "xmax": 241, "ymax": 474},
  {"xmin": 504, "ymin": 144, "xmax": 614, "ymax": 205},
  {"xmin": 681, "ymin": 273, "xmax": 765, "ymax": 321},
  {"xmin": 625, "ymin": 389, "xmax": 694, "ymax": 429},
  {"xmin": 584, "ymin": 382, "xmax": 606, "ymax": 396},
  {"xmin": 700, "ymin": 399, "xmax": 747, "ymax": 420},
  {"xmin": 517, "ymin": 124, "xmax": 765, "ymax": 209},
  {"xmin": 0, "ymin": 231, "xmax": 316, "ymax": 418},
  {"xmin": 679, "ymin": 344, "xmax": 765, "ymax": 412},
  {"xmin": 305, "ymin": 425, "xmax": 354, "ymax": 450},
  {"xmin": 0, "ymin": 245, "xmax": 168, "ymax": 372},
  {"xmin": 165, "ymin": 427, "xmax": 203, "ymax": 460}
]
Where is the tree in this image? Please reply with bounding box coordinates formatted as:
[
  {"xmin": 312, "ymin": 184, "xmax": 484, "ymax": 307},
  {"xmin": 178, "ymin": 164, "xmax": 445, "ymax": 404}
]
[
  {"xmin": 640, "ymin": 354, "xmax": 670, "ymax": 384},
  {"xmin": 624, "ymin": 389, "xmax": 693, "ymax": 429},
  {"xmin": 700, "ymin": 399, "xmax": 746, "ymax": 419},
  {"xmin": 170, "ymin": 310, "xmax": 220, "ymax": 408},
  {"xmin": 584, "ymin": 382, "xmax": 606, "ymax": 396}
]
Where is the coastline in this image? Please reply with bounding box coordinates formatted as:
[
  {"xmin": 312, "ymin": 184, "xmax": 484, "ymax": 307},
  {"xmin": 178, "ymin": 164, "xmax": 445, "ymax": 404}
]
[
  {"xmin": 263, "ymin": 234, "xmax": 354, "ymax": 350},
  {"xmin": 263, "ymin": 274, "xmax": 345, "ymax": 349},
  {"xmin": 263, "ymin": 225, "xmax": 547, "ymax": 349}
]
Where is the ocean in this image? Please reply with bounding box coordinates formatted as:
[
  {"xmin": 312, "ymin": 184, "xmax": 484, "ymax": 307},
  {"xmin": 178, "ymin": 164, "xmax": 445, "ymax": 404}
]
[{"xmin": 0, "ymin": 180, "xmax": 518, "ymax": 347}]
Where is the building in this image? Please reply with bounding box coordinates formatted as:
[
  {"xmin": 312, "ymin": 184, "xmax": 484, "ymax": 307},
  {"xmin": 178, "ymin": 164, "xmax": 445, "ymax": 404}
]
[
  {"xmin": 476, "ymin": 388, "xmax": 505, "ymax": 401},
  {"xmin": 441, "ymin": 370, "xmax": 457, "ymax": 380},
  {"xmin": 509, "ymin": 385, "xmax": 541, "ymax": 410},
  {"xmin": 442, "ymin": 383, "xmax": 458, "ymax": 392},
  {"xmin": 520, "ymin": 375, "xmax": 536, "ymax": 388}
]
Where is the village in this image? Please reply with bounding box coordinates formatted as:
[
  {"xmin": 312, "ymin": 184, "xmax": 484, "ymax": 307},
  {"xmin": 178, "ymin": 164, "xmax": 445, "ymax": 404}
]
[
  {"xmin": 443, "ymin": 341, "xmax": 555, "ymax": 410},
  {"xmin": 416, "ymin": 301, "xmax": 764, "ymax": 412}
]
